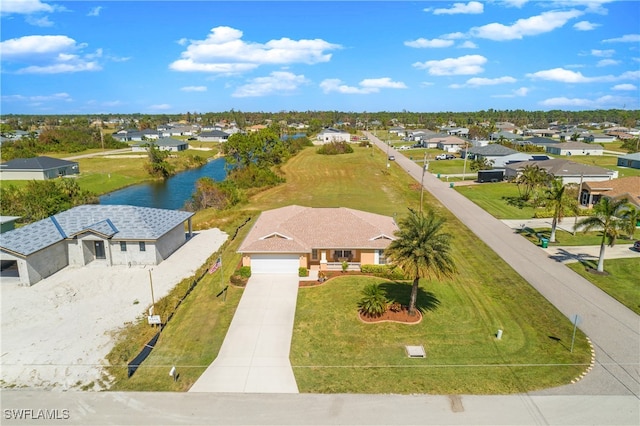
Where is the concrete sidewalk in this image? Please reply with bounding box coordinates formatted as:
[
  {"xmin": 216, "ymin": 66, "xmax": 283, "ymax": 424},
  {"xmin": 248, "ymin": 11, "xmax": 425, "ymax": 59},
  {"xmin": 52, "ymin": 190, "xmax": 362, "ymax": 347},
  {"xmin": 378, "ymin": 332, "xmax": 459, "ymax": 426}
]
[{"xmin": 189, "ymin": 274, "xmax": 299, "ymax": 393}]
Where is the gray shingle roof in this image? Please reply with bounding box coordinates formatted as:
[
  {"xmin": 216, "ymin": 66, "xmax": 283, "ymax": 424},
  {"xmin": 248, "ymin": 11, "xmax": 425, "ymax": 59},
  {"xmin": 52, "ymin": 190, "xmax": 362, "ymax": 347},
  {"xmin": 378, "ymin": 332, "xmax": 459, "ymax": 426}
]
[
  {"xmin": 0, "ymin": 156, "xmax": 78, "ymax": 171},
  {"xmin": 0, "ymin": 205, "xmax": 193, "ymax": 256},
  {"xmin": 468, "ymin": 145, "xmax": 518, "ymax": 156}
]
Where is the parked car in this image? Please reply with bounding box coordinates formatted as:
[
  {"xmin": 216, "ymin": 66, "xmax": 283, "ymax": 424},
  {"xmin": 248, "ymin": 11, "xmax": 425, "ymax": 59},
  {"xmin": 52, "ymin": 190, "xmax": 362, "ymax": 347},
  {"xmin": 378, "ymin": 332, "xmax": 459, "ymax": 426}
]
[
  {"xmin": 633, "ymin": 241, "xmax": 640, "ymax": 252},
  {"xmin": 435, "ymin": 153, "xmax": 455, "ymax": 160},
  {"xmin": 388, "ymin": 156, "xmax": 395, "ymax": 161},
  {"xmin": 397, "ymin": 145, "xmax": 410, "ymax": 151}
]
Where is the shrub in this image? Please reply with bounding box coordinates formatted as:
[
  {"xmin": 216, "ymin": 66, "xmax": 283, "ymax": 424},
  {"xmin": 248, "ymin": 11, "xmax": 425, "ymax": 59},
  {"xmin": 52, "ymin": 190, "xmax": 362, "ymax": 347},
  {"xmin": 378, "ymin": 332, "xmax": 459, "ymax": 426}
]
[
  {"xmin": 389, "ymin": 302, "xmax": 402, "ymax": 312},
  {"xmin": 299, "ymin": 267, "xmax": 308, "ymax": 277},
  {"xmin": 360, "ymin": 264, "xmax": 407, "ymax": 280},
  {"xmin": 358, "ymin": 284, "xmax": 388, "ymax": 318},
  {"xmin": 238, "ymin": 266, "xmax": 251, "ymax": 278},
  {"xmin": 317, "ymin": 141, "xmax": 354, "ymax": 155},
  {"xmin": 341, "ymin": 261, "xmax": 348, "ymax": 273}
]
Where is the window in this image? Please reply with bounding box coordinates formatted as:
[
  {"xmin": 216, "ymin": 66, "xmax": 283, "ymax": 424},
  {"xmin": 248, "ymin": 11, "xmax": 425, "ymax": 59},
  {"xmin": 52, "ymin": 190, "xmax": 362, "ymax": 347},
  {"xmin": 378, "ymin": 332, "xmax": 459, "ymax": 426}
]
[
  {"xmin": 120, "ymin": 242, "xmax": 127, "ymax": 252},
  {"xmin": 139, "ymin": 242, "xmax": 146, "ymax": 252},
  {"xmin": 334, "ymin": 250, "xmax": 352, "ymax": 259},
  {"xmin": 311, "ymin": 249, "xmax": 318, "ymax": 260},
  {"xmin": 378, "ymin": 249, "xmax": 387, "ymax": 265}
]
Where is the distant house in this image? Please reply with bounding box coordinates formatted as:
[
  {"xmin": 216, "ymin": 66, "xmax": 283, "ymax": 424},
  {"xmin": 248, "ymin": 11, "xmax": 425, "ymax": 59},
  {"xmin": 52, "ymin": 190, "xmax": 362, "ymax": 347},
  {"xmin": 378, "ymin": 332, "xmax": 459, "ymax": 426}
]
[
  {"xmin": 464, "ymin": 145, "xmax": 518, "ymax": 162},
  {"xmin": 0, "ymin": 216, "xmax": 20, "ymax": 234},
  {"xmin": 0, "ymin": 156, "xmax": 79, "ymax": 180},
  {"xmin": 435, "ymin": 136, "xmax": 467, "ymax": 153},
  {"xmin": 238, "ymin": 205, "xmax": 398, "ymax": 274},
  {"xmin": 316, "ymin": 128, "xmax": 351, "ymax": 144},
  {"xmin": 0, "ymin": 205, "xmax": 194, "ymax": 286},
  {"xmin": 504, "ymin": 159, "xmax": 617, "ymax": 185},
  {"xmin": 546, "ymin": 141, "xmax": 603, "ymax": 156},
  {"xmin": 523, "ymin": 137, "xmax": 558, "ymax": 149},
  {"xmin": 583, "ymin": 134, "xmax": 617, "ymax": 144},
  {"xmin": 198, "ymin": 130, "xmax": 230, "ymax": 142},
  {"xmin": 491, "ymin": 153, "xmax": 551, "ymax": 169},
  {"xmin": 617, "ymin": 152, "xmax": 640, "ymax": 169},
  {"xmin": 580, "ymin": 176, "xmax": 640, "ymax": 208},
  {"xmin": 132, "ymin": 138, "xmax": 188, "ymax": 152},
  {"xmin": 489, "ymin": 131, "xmax": 519, "ymax": 141}
]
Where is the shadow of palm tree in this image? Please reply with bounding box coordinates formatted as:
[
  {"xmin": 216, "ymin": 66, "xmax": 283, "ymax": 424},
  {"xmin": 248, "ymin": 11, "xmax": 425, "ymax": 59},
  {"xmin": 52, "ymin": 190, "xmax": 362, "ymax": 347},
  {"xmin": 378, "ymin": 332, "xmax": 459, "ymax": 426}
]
[
  {"xmin": 548, "ymin": 248, "xmax": 596, "ymax": 264},
  {"xmin": 379, "ymin": 281, "xmax": 440, "ymax": 313},
  {"xmin": 502, "ymin": 196, "xmax": 527, "ymax": 209}
]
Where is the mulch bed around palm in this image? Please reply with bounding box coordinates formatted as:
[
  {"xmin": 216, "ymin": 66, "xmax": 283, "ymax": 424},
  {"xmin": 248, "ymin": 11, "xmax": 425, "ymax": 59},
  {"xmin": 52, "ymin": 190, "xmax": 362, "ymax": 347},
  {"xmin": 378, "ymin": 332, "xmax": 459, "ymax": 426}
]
[{"xmin": 359, "ymin": 306, "xmax": 422, "ymax": 324}]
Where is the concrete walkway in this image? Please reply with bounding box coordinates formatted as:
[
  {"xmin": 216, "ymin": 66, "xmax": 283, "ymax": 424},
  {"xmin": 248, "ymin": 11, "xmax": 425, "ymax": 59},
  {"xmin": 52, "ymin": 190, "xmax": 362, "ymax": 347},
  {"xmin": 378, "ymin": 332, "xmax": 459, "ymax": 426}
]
[
  {"xmin": 368, "ymin": 132, "xmax": 640, "ymax": 398},
  {"xmin": 189, "ymin": 274, "xmax": 299, "ymax": 393}
]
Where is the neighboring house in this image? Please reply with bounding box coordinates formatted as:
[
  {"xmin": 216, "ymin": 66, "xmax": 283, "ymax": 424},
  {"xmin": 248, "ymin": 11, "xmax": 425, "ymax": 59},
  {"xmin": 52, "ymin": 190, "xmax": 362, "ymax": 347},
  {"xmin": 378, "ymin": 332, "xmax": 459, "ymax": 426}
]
[
  {"xmin": 0, "ymin": 156, "xmax": 79, "ymax": 180},
  {"xmin": 523, "ymin": 137, "xmax": 558, "ymax": 149},
  {"xmin": 198, "ymin": 130, "xmax": 230, "ymax": 142},
  {"xmin": 464, "ymin": 145, "xmax": 518, "ymax": 162},
  {"xmin": 617, "ymin": 152, "xmax": 640, "ymax": 169},
  {"xmin": 504, "ymin": 159, "xmax": 618, "ymax": 185},
  {"xmin": 238, "ymin": 205, "xmax": 399, "ymax": 274},
  {"xmin": 523, "ymin": 129, "xmax": 558, "ymax": 138},
  {"xmin": 132, "ymin": 138, "xmax": 188, "ymax": 152},
  {"xmin": 583, "ymin": 134, "xmax": 617, "ymax": 143},
  {"xmin": 316, "ymin": 128, "xmax": 351, "ymax": 144},
  {"xmin": 580, "ymin": 176, "xmax": 640, "ymax": 208},
  {"xmin": 491, "ymin": 153, "xmax": 551, "ymax": 169},
  {"xmin": 489, "ymin": 131, "xmax": 519, "ymax": 141},
  {"xmin": 0, "ymin": 205, "xmax": 194, "ymax": 286},
  {"xmin": 388, "ymin": 126, "xmax": 405, "ymax": 135},
  {"xmin": 546, "ymin": 141, "xmax": 603, "ymax": 156},
  {"xmin": 435, "ymin": 136, "xmax": 467, "ymax": 153},
  {"xmin": 0, "ymin": 216, "xmax": 20, "ymax": 234}
]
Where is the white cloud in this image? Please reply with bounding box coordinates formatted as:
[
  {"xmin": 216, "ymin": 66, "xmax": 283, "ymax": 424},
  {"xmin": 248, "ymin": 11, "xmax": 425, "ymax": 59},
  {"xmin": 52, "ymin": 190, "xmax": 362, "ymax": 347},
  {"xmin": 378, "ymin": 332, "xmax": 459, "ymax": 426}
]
[
  {"xmin": 603, "ymin": 34, "xmax": 640, "ymax": 43},
  {"xmin": 539, "ymin": 95, "xmax": 633, "ymax": 108},
  {"xmin": 458, "ymin": 41, "xmax": 478, "ymax": 49},
  {"xmin": 433, "ymin": 2, "xmax": 483, "ymax": 15},
  {"xmin": 502, "ymin": 0, "xmax": 529, "ymax": 7},
  {"xmin": 596, "ymin": 59, "xmax": 620, "ymax": 67},
  {"xmin": 470, "ymin": 10, "xmax": 583, "ymax": 41},
  {"xmin": 1, "ymin": 92, "xmax": 72, "ymax": 102},
  {"xmin": 170, "ymin": 26, "xmax": 341, "ymax": 74},
  {"xmin": 413, "ymin": 55, "xmax": 486, "ymax": 76},
  {"xmin": 320, "ymin": 77, "xmax": 407, "ymax": 94},
  {"xmin": 574, "ymin": 21, "xmax": 599, "ymax": 31},
  {"xmin": 513, "ymin": 87, "xmax": 530, "ymax": 96},
  {"xmin": 88, "ymin": 6, "xmax": 103, "ymax": 17},
  {"xmin": 1, "ymin": 35, "xmax": 103, "ymax": 74},
  {"xmin": 149, "ymin": 104, "xmax": 171, "ymax": 110},
  {"xmin": 181, "ymin": 86, "xmax": 208, "ymax": 92},
  {"xmin": 591, "ymin": 49, "xmax": 614, "ymax": 57},
  {"xmin": 0, "ymin": 0, "xmax": 54, "ymax": 14},
  {"xmin": 527, "ymin": 68, "xmax": 594, "ymax": 83},
  {"xmin": 404, "ymin": 38, "xmax": 454, "ymax": 48},
  {"xmin": 233, "ymin": 71, "xmax": 308, "ymax": 97},
  {"xmin": 612, "ymin": 84, "xmax": 637, "ymax": 91},
  {"xmin": 442, "ymin": 32, "xmax": 466, "ymax": 40},
  {"xmin": 25, "ymin": 15, "xmax": 53, "ymax": 27},
  {"xmin": 452, "ymin": 76, "xmax": 517, "ymax": 88}
]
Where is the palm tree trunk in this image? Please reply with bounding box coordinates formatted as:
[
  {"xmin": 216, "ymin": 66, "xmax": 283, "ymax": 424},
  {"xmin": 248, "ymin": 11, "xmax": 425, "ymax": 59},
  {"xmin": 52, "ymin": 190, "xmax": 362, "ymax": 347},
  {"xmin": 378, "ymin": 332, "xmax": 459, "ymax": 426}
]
[
  {"xmin": 408, "ymin": 277, "xmax": 419, "ymax": 316},
  {"xmin": 597, "ymin": 242, "xmax": 606, "ymax": 272},
  {"xmin": 550, "ymin": 216, "xmax": 558, "ymax": 243}
]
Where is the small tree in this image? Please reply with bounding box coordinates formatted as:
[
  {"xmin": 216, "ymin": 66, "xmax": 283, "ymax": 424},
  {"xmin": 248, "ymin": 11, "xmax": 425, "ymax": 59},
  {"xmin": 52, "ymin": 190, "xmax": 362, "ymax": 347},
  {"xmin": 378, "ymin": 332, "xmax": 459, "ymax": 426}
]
[
  {"xmin": 146, "ymin": 144, "xmax": 174, "ymax": 179},
  {"xmin": 358, "ymin": 284, "xmax": 388, "ymax": 318},
  {"xmin": 545, "ymin": 179, "xmax": 579, "ymax": 243}
]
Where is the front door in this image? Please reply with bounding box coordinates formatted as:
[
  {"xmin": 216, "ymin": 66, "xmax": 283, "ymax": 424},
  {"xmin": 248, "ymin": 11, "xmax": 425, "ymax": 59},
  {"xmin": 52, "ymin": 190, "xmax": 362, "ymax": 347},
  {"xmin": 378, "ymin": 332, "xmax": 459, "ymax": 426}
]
[{"xmin": 94, "ymin": 241, "xmax": 106, "ymax": 259}]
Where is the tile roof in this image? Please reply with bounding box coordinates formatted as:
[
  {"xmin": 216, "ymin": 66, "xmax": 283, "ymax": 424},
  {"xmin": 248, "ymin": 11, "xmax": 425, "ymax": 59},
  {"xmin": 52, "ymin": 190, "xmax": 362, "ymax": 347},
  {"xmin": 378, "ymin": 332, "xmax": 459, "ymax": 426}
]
[
  {"xmin": 238, "ymin": 206, "xmax": 398, "ymax": 254},
  {"xmin": 583, "ymin": 176, "xmax": 640, "ymax": 208},
  {"xmin": 0, "ymin": 205, "xmax": 193, "ymax": 256},
  {"xmin": 0, "ymin": 156, "xmax": 77, "ymax": 171}
]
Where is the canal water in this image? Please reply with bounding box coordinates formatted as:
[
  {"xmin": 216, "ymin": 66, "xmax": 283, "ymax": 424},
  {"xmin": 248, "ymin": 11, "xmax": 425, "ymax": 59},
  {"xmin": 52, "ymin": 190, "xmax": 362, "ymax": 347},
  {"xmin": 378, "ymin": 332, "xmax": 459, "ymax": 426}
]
[{"xmin": 100, "ymin": 158, "xmax": 227, "ymax": 210}]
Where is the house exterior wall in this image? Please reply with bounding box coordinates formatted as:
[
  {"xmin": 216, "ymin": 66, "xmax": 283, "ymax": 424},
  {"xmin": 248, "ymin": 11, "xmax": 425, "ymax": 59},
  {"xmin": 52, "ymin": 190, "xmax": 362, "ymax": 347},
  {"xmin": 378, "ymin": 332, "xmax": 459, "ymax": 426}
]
[
  {"xmin": 360, "ymin": 250, "xmax": 376, "ymax": 265},
  {"xmin": 617, "ymin": 157, "xmax": 640, "ymax": 169},
  {"xmin": 546, "ymin": 146, "xmax": 603, "ymax": 156},
  {"xmin": 110, "ymin": 240, "xmax": 158, "ymax": 266},
  {"xmin": 242, "ymin": 254, "xmax": 251, "ymax": 267},
  {"xmin": 0, "ymin": 170, "xmax": 46, "ymax": 180},
  {"xmin": 154, "ymin": 224, "xmax": 188, "ymax": 262},
  {"xmin": 18, "ymin": 242, "xmax": 68, "ymax": 286}
]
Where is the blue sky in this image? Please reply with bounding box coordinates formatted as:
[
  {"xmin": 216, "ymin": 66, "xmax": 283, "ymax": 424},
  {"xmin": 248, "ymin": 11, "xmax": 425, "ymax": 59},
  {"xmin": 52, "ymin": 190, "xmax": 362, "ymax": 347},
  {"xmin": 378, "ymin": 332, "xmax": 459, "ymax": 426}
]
[{"xmin": 1, "ymin": 0, "xmax": 639, "ymax": 114}]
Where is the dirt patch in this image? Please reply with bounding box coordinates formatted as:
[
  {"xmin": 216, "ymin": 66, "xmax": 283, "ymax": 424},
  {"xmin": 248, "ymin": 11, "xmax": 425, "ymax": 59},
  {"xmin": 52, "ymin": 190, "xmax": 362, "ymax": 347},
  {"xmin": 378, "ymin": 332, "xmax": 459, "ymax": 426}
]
[{"xmin": 359, "ymin": 306, "xmax": 422, "ymax": 324}]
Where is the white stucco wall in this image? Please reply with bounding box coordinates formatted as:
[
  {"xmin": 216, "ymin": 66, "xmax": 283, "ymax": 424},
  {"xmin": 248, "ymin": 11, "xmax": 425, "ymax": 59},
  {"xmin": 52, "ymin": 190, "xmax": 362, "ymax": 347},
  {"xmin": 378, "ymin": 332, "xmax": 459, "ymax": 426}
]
[
  {"xmin": 17, "ymin": 242, "xmax": 69, "ymax": 286},
  {"xmin": 154, "ymin": 224, "xmax": 188, "ymax": 262}
]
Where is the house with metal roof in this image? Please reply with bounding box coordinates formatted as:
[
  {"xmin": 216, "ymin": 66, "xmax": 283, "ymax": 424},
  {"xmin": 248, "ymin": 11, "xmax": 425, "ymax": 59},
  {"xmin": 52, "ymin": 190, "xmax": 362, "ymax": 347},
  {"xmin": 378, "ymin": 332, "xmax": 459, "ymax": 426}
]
[
  {"xmin": 238, "ymin": 205, "xmax": 398, "ymax": 274},
  {"xmin": 0, "ymin": 156, "xmax": 79, "ymax": 180},
  {"xmin": 546, "ymin": 141, "xmax": 603, "ymax": 156},
  {"xmin": 504, "ymin": 159, "xmax": 618, "ymax": 185},
  {"xmin": 132, "ymin": 137, "xmax": 188, "ymax": 152},
  {"xmin": 0, "ymin": 205, "xmax": 194, "ymax": 286},
  {"xmin": 316, "ymin": 128, "xmax": 351, "ymax": 144},
  {"xmin": 197, "ymin": 130, "xmax": 230, "ymax": 142},
  {"xmin": 464, "ymin": 144, "xmax": 519, "ymax": 162},
  {"xmin": 617, "ymin": 152, "xmax": 640, "ymax": 170}
]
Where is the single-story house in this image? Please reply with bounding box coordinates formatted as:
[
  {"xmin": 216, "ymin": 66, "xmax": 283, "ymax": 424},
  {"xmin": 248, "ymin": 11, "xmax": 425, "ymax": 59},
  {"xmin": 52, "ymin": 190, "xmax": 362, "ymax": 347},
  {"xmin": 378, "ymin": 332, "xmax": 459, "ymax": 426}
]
[
  {"xmin": 580, "ymin": 176, "xmax": 640, "ymax": 208},
  {"xmin": 546, "ymin": 141, "xmax": 603, "ymax": 156},
  {"xmin": 435, "ymin": 136, "xmax": 467, "ymax": 153},
  {"xmin": 132, "ymin": 138, "xmax": 188, "ymax": 152},
  {"xmin": 0, "ymin": 205, "xmax": 194, "ymax": 286},
  {"xmin": 316, "ymin": 128, "xmax": 351, "ymax": 144},
  {"xmin": 583, "ymin": 134, "xmax": 617, "ymax": 144},
  {"xmin": 0, "ymin": 156, "xmax": 79, "ymax": 180},
  {"xmin": 198, "ymin": 130, "xmax": 230, "ymax": 142},
  {"xmin": 0, "ymin": 216, "xmax": 20, "ymax": 234},
  {"xmin": 464, "ymin": 145, "xmax": 518, "ymax": 162},
  {"xmin": 523, "ymin": 129, "xmax": 558, "ymax": 138},
  {"xmin": 504, "ymin": 159, "xmax": 618, "ymax": 185},
  {"xmin": 522, "ymin": 137, "xmax": 558, "ymax": 149},
  {"xmin": 238, "ymin": 205, "xmax": 399, "ymax": 274},
  {"xmin": 491, "ymin": 153, "xmax": 552, "ymax": 169},
  {"xmin": 489, "ymin": 130, "xmax": 519, "ymax": 141},
  {"xmin": 617, "ymin": 152, "xmax": 640, "ymax": 170}
]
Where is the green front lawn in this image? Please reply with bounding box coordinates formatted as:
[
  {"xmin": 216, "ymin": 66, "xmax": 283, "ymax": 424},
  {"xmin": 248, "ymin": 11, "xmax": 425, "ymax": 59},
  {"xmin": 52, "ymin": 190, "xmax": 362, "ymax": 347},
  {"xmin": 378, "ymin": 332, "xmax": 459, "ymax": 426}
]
[
  {"xmin": 456, "ymin": 182, "xmax": 536, "ymax": 219},
  {"xmin": 520, "ymin": 227, "xmax": 637, "ymax": 246},
  {"xmin": 568, "ymin": 258, "xmax": 640, "ymax": 315}
]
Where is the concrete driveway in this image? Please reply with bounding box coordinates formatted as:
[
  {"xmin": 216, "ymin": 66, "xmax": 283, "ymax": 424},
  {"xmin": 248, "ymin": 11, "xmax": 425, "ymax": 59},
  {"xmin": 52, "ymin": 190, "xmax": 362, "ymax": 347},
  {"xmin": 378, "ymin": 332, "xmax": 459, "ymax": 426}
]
[{"xmin": 189, "ymin": 274, "xmax": 299, "ymax": 393}]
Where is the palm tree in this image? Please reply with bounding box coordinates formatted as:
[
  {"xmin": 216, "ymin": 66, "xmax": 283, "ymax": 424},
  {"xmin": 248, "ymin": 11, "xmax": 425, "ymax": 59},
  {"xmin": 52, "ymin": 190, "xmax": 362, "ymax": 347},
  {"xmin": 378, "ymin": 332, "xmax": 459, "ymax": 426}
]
[
  {"xmin": 385, "ymin": 209, "xmax": 456, "ymax": 316},
  {"xmin": 576, "ymin": 197, "xmax": 630, "ymax": 272},
  {"xmin": 621, "ymin": 206, "xmax": 639, "ymax": 239},
  {"xmin": 546, "ymin": 179, "xmax": 579, "ymax": 243}
]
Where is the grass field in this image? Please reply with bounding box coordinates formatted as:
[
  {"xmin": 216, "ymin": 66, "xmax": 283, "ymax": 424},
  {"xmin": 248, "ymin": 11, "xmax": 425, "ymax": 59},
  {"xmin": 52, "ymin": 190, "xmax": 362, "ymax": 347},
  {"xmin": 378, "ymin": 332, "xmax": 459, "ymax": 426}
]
[
  {"xmin": 568, "ymin": 258, "xmax": 640, "ymax": 315},
  {"xmin": 565, "ymin": 154, "xmax": 640, "ymax": 178},
  {"xmin": 455, "ymin": 182, "xmax": 537, "ymax": 219},
  {"xmin": 104, "ymin": 145, "xmax": 591, "ymax": 393}
]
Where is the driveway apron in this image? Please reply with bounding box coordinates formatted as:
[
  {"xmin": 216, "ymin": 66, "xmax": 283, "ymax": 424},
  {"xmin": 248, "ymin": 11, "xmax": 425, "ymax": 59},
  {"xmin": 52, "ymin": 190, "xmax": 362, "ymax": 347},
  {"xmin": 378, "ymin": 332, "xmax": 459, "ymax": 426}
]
[{"xmin": 189, "ymin": 274, "xmax": 299, "ymax": 393}]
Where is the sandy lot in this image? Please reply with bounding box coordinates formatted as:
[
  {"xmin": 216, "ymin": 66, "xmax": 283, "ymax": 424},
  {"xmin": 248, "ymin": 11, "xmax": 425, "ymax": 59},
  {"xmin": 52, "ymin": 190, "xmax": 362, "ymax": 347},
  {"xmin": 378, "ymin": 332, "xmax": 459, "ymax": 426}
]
[{"xmin": 0, "ymin": 228, "xmax": 227, "ymax": 391}]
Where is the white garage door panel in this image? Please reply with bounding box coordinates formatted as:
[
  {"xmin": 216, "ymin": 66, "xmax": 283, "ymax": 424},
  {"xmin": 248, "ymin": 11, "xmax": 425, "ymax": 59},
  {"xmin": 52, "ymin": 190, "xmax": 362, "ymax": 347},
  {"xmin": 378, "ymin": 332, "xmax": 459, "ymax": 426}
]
[{"xmin": 251, "ymin": 254, "xmax": 299, "ymax": 274}]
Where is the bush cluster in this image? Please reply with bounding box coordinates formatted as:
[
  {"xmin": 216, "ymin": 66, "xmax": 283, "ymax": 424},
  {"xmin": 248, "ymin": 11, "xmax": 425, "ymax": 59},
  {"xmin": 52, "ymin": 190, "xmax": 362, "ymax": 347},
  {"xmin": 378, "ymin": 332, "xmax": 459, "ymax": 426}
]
[
  {"xmin": 360, "ymin": 264, "xmax": 407, "ymax": 280},
  {"xmin": 317, "ymin": 141, "xmax": 354, "ymax": 155}
]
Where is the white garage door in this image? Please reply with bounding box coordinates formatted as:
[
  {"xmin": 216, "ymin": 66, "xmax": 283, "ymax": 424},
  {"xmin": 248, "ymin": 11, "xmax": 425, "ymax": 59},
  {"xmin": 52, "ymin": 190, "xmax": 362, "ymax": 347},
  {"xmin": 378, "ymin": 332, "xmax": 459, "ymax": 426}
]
[{"xmin": 251, "ymin": 254, "xmax": 299, "ymax": 274}]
